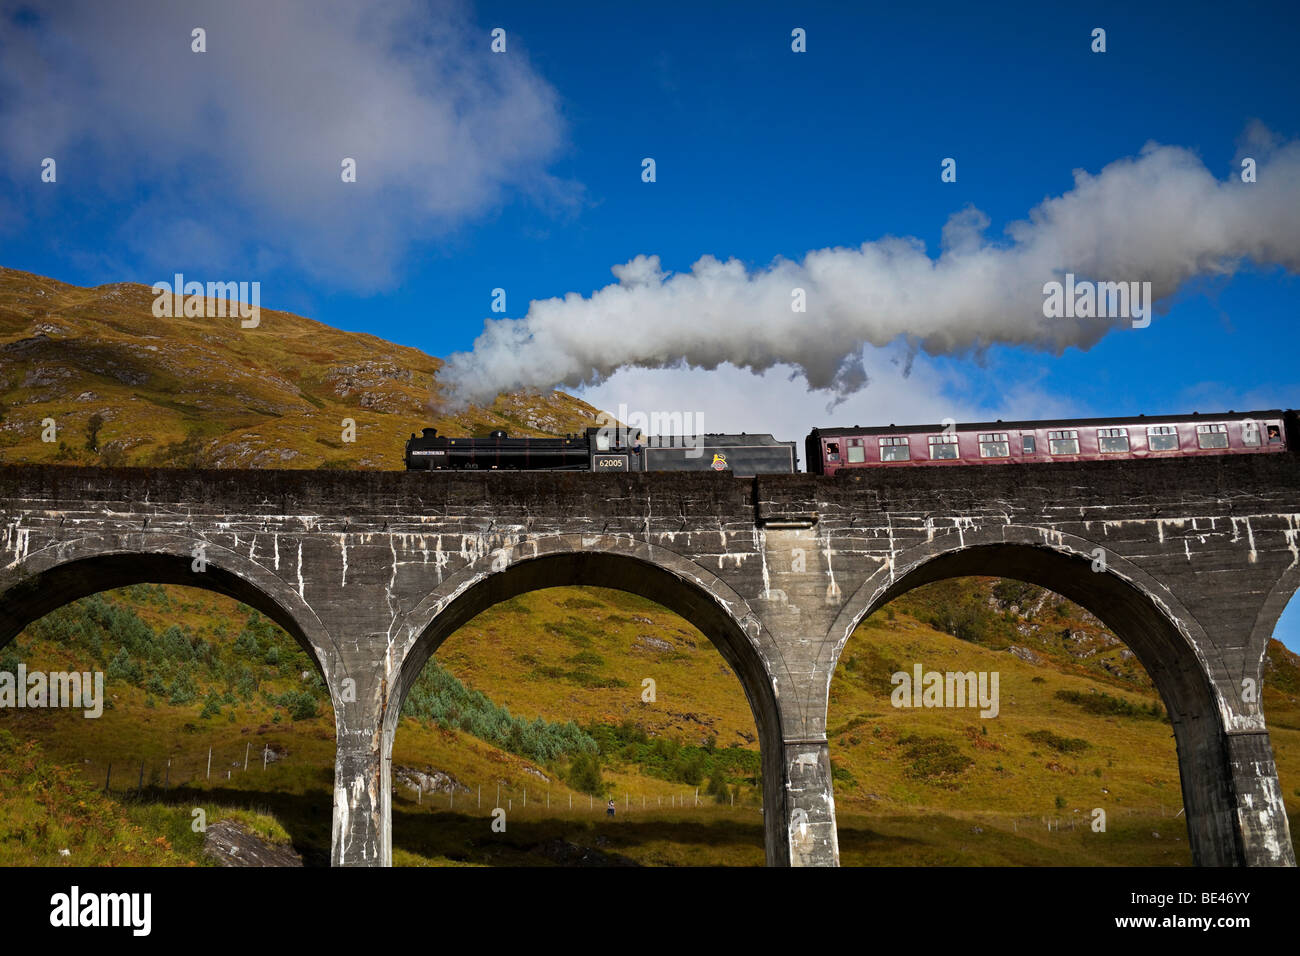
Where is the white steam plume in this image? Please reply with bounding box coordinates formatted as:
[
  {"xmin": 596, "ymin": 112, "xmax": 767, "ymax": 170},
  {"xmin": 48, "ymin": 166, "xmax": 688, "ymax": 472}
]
[{"xmin": 442, "ymin": 130, "xmax": 1300, "ymax": 406}]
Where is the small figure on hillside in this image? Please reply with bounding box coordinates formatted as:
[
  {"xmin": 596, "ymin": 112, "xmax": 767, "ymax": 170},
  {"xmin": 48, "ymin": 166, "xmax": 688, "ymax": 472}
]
[{"xmin": 606, "ymin": 798, "xmax": 616, "ymax": 818}]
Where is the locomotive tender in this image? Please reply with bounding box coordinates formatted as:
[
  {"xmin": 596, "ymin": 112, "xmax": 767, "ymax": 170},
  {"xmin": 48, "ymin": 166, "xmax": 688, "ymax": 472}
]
[{"xmin": 405, "ymin": 409, "xmax": 1295, "ymax": 476}]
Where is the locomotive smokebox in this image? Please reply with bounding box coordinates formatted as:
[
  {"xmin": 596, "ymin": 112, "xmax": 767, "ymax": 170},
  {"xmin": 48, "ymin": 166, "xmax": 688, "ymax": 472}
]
[
  {"xmin": 489, "ymin": 429, "xmax": 508, "ymax": 439},
  {"xmin": 421, "ymin": 427, "xmax": 438, "ymax": 439}
]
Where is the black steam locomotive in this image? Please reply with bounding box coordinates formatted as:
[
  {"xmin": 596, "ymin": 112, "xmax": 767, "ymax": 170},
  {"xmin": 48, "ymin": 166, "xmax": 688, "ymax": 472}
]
[
  {"xmin": 406, "ymin": 408, "xmax": 1295, "ymax": 477},
  {"xmin": 404, "ymin": 427, "xmax": 799, "ymax": 475}
]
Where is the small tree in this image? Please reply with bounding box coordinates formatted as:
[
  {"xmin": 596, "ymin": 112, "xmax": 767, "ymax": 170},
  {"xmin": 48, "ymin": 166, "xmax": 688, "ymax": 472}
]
[
  {"xmin": 106, "ymin": 646, "xmax": 142, "ymax": 685},
  {"xmin": 567, "ymin": 752, "xmax": 604, "ymax": 796},
  {"xmin": 84, "ymin": 413, "xmax": 104, "ymax": 452},
  {"xmin": 707, "ymin": 772, "xmax": 730, "ymax": 804}
]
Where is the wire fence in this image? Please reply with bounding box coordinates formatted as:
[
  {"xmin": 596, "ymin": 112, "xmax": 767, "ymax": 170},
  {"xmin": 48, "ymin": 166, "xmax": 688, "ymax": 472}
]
[
  {"xmin": 394, "ymin": 780, "xmax": 753, "ymax": 815},
  {"xmin": 68, "ymin": 751, "xmax": 1184, "ymax": 837},
  {"xmin": 70, "ymin": 748, "xmax": 758, "ymax": 817},
  {"xmin": 78, "ymin": 741, "xmax": 294, "ymax": 797}
]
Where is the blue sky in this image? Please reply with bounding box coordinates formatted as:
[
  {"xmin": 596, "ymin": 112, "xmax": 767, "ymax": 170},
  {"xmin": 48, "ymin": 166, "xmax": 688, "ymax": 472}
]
[{"xmin": 2, "ymin": 0, "xmax": 1300, "ymax": 646}]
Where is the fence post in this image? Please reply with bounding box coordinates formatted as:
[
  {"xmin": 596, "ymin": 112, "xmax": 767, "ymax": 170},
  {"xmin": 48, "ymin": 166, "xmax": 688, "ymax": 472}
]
[
  {"xmin": 244, "ymin": 743, "xmax": 250, "ymax": 771},
  {"xmin": 478, "ymin": 785, "xmax": 481, "ymax": 809},
  {"xmin": 138, "ymin": 760, "xmax": 144, "ymax": 794},
  {"xmin": 164, "ymin": 758, "xmax": 170, "ymax": 791},
  {"xmin": 206, "ymin": 747, "xmax": 212, "ymax": 781},
  {"xmin": 263, "ymin": 746, "xmax": 269, "ymax": 770},
  {"xmin": 105, "ymin": 762, "xmax": 111, "ymax": 792}
]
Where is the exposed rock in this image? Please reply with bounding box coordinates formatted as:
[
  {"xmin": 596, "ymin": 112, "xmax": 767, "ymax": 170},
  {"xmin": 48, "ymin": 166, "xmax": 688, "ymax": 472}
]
[
  {"xmin": 634, "ymin": 634, "xmax": 674, "ymax": 653},
  {"xmin": 1008, "ymin": 646, "xmax": 1043, "ymax": 665},
  {"xmin": 529, "ymin": 838, "xmax": 638, "ymax": 867},
  {"xmin": 202, "ymin": 819, "xmax": 302, "ymax": 867},
  {"xmin": 394, "ymin": 765, "xmax": 470, "ymax": 795}
]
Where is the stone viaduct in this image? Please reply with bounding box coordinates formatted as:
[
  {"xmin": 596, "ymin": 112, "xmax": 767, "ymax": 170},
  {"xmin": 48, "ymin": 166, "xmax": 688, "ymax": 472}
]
[{"xmin": 1, "ymin": 453, "xmax": 1297, "ymax": 867}]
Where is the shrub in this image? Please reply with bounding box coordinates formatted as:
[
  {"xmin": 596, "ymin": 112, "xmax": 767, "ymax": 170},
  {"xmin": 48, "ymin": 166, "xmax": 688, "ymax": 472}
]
[
  {"xmin": 707, "ymin": 773, "xmax": 730, "ymax": 803},
  {"xmin": 401, "ymin": 659, "xmax": 597, "ymax": 763},
  {"xmin": 166, "ymin": 670, "xmax": 199, "ymax": 706},
  {"xmin": 106, "ymin": 647, "xmax": 142, "ymax": 685},
  {"xmin": 898, "ymin": 734, "xmax": 974, "ymax": 781},
  {"xmin": 567, "ymin": 753, "xmax": 604, "ymax": 796},
  {"xmin": 234, "ymin": 629, "xmax": 260, "ymax": 657},
  {"xmin": 1024, "ymin": 729, "xmax": 1090, "ymax": 754},
  {"xmin": 1054, "ymin": 689, "xmax": 1164, "ymax": 720}
]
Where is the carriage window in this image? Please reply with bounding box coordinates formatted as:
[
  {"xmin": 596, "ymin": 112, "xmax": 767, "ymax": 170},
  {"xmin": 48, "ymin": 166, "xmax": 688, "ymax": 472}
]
[
  {"xmin": 847, "ymin": 439, "xmax": 866, "ymax": 463},
  {"xmin": 1240, "ymin": 421, "xmax": 1261, "ymax": 446},
  {"xmin": 1196, "ymin": 424, "xmax": 1229, "ymax": 449},
  {"xmin": 1267, "ymin": 424, "xmax": 1283, "ymax": 444},
  {"xmin": 978, "ymin": 433, "xmax": 1010, "ymax": 458},
  {"xmin": 879, "ymin": 436, "xmax": 909, "ymax": 462},
  {"xmin": 825, "ymin": 442, "xmax": 840, "ymax": 462},
  {"xmin": 1097, "ymin": 427, "xmax": 1129, "ymax": 453},
  {"xmin": 1048, "ymin": 429, "xmax": 1079, "ymax": 455},
  {"xmin": 1022, "ymin": 435, "xmax": 1036, "ymax": 454},
  {"xmin": 1147, "ymin": 425, "xmax": 1180, "ymax": 451},
  {"xmin": 928, "ymin": 434, "xmax": 959, "ymax": 460}
]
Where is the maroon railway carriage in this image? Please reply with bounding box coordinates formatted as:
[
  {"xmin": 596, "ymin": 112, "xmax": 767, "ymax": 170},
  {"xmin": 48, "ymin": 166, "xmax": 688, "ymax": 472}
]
[{"xmin": 805, "ymin": 410, "xmax": 1296, "ymax": 476}]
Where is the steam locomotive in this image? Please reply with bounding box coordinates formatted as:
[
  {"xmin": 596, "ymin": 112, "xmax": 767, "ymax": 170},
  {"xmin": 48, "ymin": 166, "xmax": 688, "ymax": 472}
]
[
  {"xmin": 405, "ymin": 409, "xmax": 1295, "ymax": 475},
  {"xmin": 403, "ymin": 427, "xmax": 799, "ymax": 475}
]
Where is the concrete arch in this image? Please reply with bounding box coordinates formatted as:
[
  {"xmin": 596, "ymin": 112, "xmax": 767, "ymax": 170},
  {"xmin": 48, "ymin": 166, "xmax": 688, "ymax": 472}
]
[
  {"xmin": 383, "ymin": 533, "xmax": 791, "ymax": 866},
  {"xmin": 1250, "ymin": 562, "xmax": 1300, "ymax": 683},
  {"xmin": 823, "ymin": 526, "xmax": 1216, "ymax": 715},
  {"xmin": 0, "ymin": 532, "xmax": 339, "ymax": 706},
  {"xmin": 818, "ymin": 524, "xmax": 1266, "ymax": 866}
]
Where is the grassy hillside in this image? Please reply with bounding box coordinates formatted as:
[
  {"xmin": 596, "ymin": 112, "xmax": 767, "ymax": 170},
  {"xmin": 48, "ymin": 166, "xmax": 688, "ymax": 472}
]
[
  {"xmin": 0, "ymin": 266, "xmax": 600, "ymax": 469},
  {"xmin": 0, "ymin": 265, "xmax": 1296, "ymax": 866},
  {"xmin": 4, "ymin": 577, "xmax": 1297, "ymax": 865}
]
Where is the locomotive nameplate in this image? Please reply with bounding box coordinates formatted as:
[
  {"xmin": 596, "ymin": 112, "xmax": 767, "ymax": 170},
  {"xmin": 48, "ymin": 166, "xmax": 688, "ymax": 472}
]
[{"xmin": 410, "ymin": 449, "xmax": 446, "ymax": 455}]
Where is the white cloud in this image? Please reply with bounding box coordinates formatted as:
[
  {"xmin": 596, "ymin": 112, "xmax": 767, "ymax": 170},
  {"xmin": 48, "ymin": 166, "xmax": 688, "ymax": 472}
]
[
  {"xmin": 444, "ymin": 133, "xmax": 1300, "ymax": 406},
  {"xmin": 0, "ymin": 0, "xmax": 571, "ymax": 287},
  {"xmin": 577, "ymin": 345, "xmax": 1074, "ymax": 445}
]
